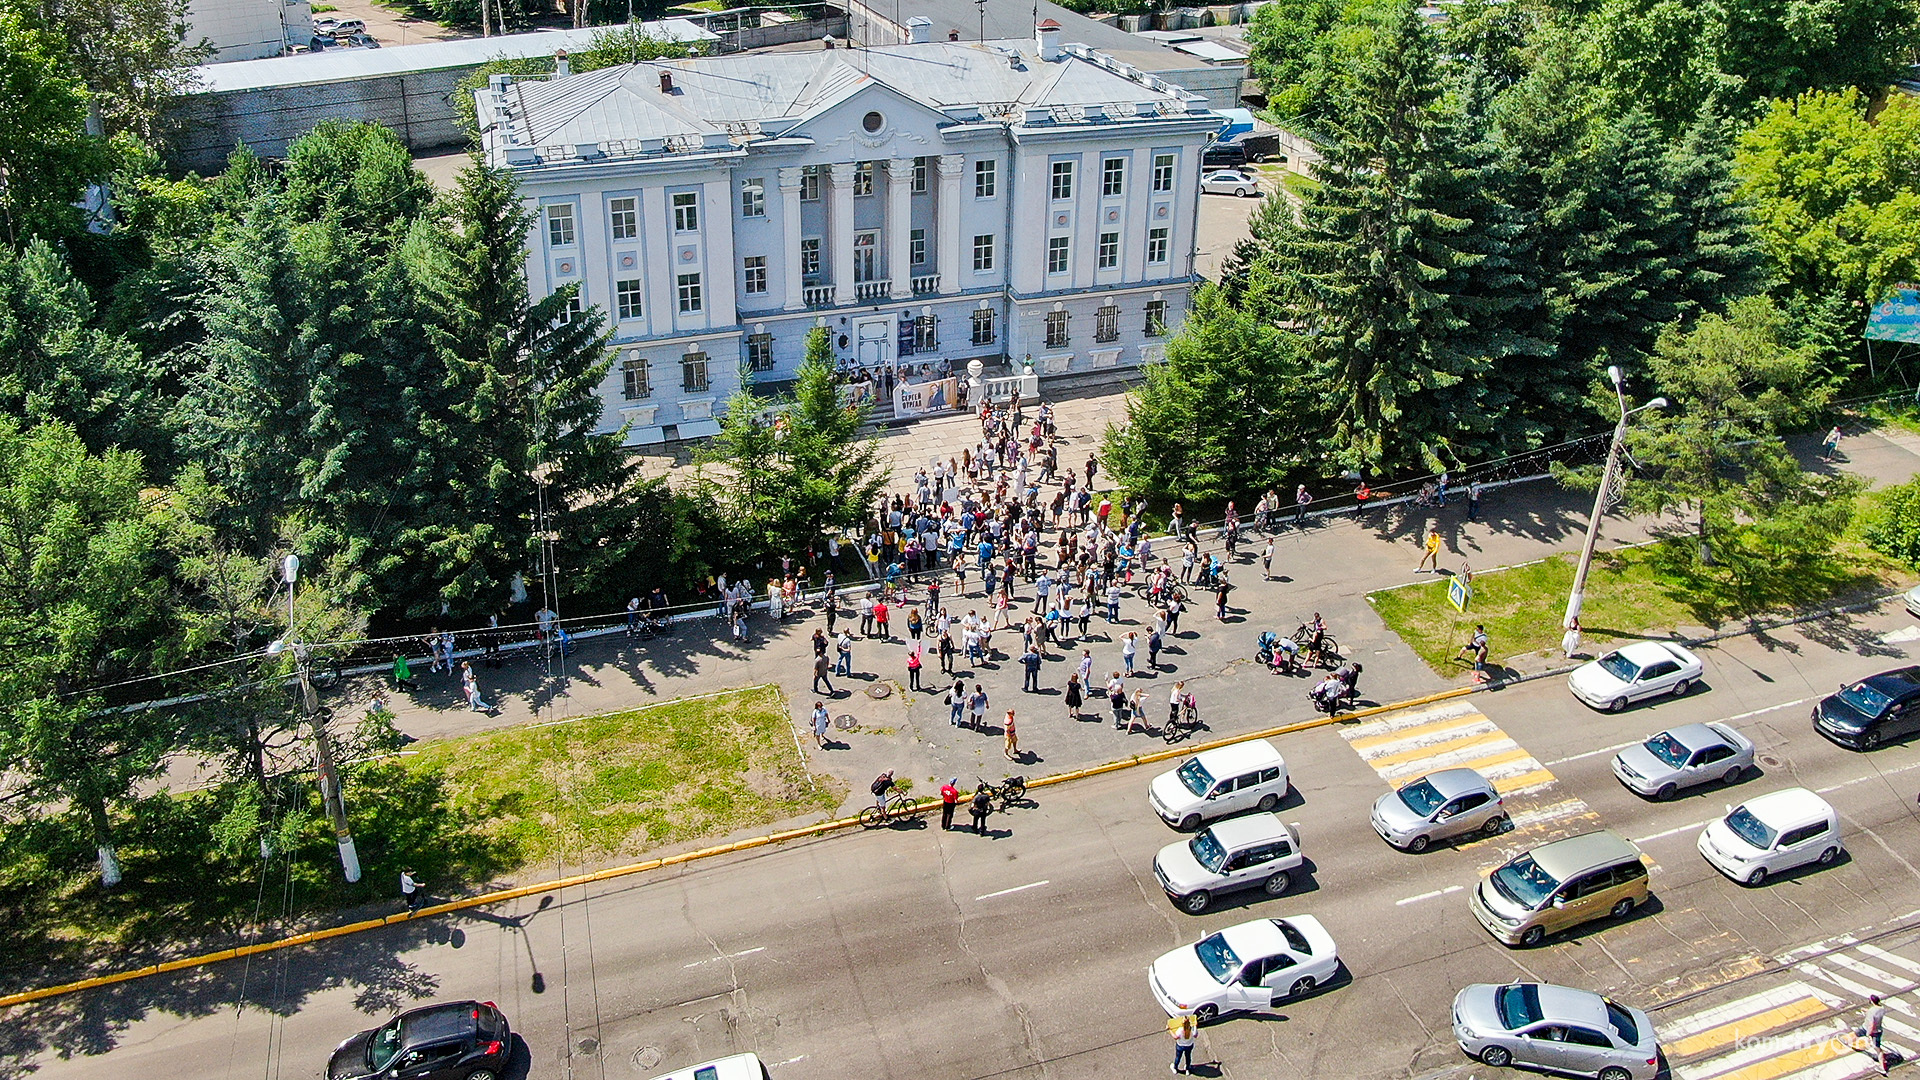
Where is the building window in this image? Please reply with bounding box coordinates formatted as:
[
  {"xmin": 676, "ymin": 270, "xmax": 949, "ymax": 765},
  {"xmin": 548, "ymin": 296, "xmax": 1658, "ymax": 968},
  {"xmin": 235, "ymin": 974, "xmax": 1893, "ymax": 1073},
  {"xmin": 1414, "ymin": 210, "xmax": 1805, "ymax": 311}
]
[
  {"xmin": 972, "ymin": 234, "xmax": 994, "ymax": 272},
  {"xmin": 742, "ymin": 256, "xmax": 767, "ymax": 295},
  {"xmin": 801, "ymin": 166, "xmax": 821, "ymax": 201},
  {"xmin": 801, "ymin": 237, "xmax": 821, "ymax": 278},
  {"xmin": 1147, "ymin": 226, "xmax": 1169, "ymax": 265},
  {"xmin": 974, "ymin": 158, "xmax": 996, "ymax": 198},
  {"xmin": 546, "ymin": 203, "xmax": 575, "ymax": 246},
  {"xmin": 854, "ymin": 162, "xmax": 875, "ymax": 197},
  {"xmin": 971, "ymin": 307, "xmax": 996, "ymax": 345},
  {"xmin": 853, "ymin": 231, "xmax": 876, "ymax": 282},
  {"xmin": 1095, "ymin": 302, "xmax": 1120, "ymax": 342},
  {"xmin": 676, "ymin": 273, "xmax": 702, "ymax": 313},
  {"xmin": 746, "ymin": 332, "xmax": 774, "ymax": 371},
  {"xmin": 1145, "ymin": 299, "xmax": 1168, "ymax": 336},
  {"xmin": 615, "ymin": 278, "xmax": 644, "ymax": 321},
  {"xmin": 1045, "ymin": 310, "xmax": 1069, "ymax": 349},
  {"xmin": 561, "ymin": 294, "xmax": 584, "ymax": 324},
  {"xmin": 622, "ymin": 352, "xmax": 650, "ymax": 399},
  {"xmin": 1047, "ymin": 236, "xmax": 1070, "ymax": 274},
  {"xmin": 672, "ymin": 192, "xmax": 699, "ymax": 232},
  {"xmin": 1050, "ymin": 160, "xmax": 1074, "ymax": 201},
  {"xmin": 910, "ymin": 228, "xmax": 926, "ymax": 266},
  {"xmin": 1102, "ymin": 157, "xmax": 1125, "ymax": 197},
  {"xmin": 739, "ymin": 179, "xmax": 765, "ymax": 218},
  {"xmin": 912, "ymin": 157, "xmax": 928, "ymax": 194},
  {"xmin": 1097, "ymin": 231, "xmax": 1119, "ymax": 270},
  {"xmin": 1152, "ymin": 152, "xmax": 1176, "ymax": 193},
  {"xmin": 914, "ymin": 313, "xmax": 937, "ymax": 350},
  {"xmin": 682, "ymin": 352, "xmax": 709, "ymax": 391},
  {"xmin": 608, "ymin": 197, "xmax": 637, "ymax": 240}
]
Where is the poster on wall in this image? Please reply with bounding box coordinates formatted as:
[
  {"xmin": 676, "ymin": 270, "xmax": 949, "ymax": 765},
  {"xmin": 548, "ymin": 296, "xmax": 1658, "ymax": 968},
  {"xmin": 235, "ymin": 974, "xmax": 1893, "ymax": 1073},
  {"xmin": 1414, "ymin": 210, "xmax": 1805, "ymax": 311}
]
[
  {"xmin": 843, "ymin": 381, "xmax": 876, "ymax": 408},
  {"xmin": 894, "ymin": 377, "xmax": 957, "ymax": 418}
]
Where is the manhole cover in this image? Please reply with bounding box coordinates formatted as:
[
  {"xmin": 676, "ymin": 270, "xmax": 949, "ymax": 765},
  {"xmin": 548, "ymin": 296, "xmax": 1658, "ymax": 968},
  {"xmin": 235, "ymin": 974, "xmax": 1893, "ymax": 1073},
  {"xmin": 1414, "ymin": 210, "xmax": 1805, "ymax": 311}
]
[
  {"xmin": 866, "ymin": 683, "xmax": 892, "ymax": 699},
  {"xmin": 577, "ymin": 1037, "xmax": 599, "ymax": 1055},
  {"xmin": 1759, "ymin": 753, "xmax": 1785, "ymax": 768},
  {"xmin": 835, "ymin": 713, "xmax": 859, "ymax": 730},
  {"xmin": 633, "ymin": 1046, "xmax": 663, "ymax": 1069}
]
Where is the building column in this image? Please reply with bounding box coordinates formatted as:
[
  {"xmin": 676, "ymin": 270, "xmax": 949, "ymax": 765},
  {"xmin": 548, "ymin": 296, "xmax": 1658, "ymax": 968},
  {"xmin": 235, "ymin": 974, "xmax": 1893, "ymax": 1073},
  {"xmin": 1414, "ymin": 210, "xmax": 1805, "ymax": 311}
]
[
  {"xmin": 778, "ymin": 167, "xmax": 804, "ymax": 310},
  {"xmin": 829, "ymin": 162, "xmax": 855, "ymax": 306},
  {"xmin": 937, "ymin": 153, "xmax": 963, "ymax": 295},
  {"xmin": 885, "ymin": 157, "xmax": 912, "ymax": 299}
]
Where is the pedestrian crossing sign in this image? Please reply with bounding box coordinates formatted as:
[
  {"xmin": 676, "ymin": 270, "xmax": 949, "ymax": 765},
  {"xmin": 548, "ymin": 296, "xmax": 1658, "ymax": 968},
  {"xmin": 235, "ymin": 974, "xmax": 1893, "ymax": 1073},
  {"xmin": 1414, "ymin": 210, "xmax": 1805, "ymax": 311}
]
[{"xmin": 1448, "ymin": 576, "xmax": 1471, "ymax": 613}]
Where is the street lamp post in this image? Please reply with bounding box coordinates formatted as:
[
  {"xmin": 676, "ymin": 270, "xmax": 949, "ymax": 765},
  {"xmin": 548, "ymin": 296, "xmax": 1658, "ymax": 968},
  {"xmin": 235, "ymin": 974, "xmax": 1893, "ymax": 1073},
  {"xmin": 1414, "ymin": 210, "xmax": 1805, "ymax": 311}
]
[
  {"xmin": 270, "ymin": 554, "xmax": 362, "ymax": 884},
  {"xmin": 1564, "ymin": 366, "xmax": 1666, "ymax": 632}
]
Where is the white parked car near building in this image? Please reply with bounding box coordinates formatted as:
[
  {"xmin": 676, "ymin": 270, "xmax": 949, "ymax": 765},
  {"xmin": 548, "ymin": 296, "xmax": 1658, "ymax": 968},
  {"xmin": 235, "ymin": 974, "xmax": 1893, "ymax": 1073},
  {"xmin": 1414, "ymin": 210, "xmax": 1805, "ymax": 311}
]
[
  {"xmin": 1199, "ymin": 169, "xmax": 1260, "ymax": 196},
  {"xmin": 1147, "ymin": 916, "xmax": 1339, "ymax": 1022}
]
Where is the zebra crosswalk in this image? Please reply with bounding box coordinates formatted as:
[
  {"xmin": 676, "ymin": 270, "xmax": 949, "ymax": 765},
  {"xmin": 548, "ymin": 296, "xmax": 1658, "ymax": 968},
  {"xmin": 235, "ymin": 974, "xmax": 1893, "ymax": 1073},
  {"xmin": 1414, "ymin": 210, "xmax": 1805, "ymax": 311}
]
[
  {"xmin": 1339, "ymin": 699, "xmax": 1600, "ymax": 858},
  {"xmin": 1659, "ymin": 922, "xmax": 1920, "ymax": 1080}
]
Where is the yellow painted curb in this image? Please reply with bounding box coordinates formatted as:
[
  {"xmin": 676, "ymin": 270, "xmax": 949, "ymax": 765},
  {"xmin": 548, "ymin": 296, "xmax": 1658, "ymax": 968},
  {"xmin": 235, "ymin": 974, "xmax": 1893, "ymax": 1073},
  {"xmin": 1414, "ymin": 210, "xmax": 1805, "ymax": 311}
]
[{"xmin": 0, "ymin": 684, "xmax": 1476, "ymax": 1010}]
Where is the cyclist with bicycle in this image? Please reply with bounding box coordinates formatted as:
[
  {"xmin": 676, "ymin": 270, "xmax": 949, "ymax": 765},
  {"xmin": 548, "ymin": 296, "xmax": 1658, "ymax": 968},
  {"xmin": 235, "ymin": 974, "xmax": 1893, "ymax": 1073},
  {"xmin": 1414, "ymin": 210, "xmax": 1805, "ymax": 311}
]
[{"xmin": 871, "ymin": 770, "xmax": 895, "ymax": 813}]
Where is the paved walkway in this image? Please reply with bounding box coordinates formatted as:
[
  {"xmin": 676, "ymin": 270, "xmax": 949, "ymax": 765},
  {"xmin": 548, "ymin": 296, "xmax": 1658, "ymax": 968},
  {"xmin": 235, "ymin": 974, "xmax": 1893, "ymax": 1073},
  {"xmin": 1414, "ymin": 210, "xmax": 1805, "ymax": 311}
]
[{"xmin": 380, "ymin": 402, "xmax": 1920, "ymax": 820}]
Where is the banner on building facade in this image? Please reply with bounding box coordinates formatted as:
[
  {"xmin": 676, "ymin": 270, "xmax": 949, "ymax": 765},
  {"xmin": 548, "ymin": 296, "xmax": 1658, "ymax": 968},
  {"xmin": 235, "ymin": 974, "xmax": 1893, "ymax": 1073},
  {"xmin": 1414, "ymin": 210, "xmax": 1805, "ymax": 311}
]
[
  {"xmin": 894, "ymin": 377, "xmax": 957, "ymax": 417},
  {"xmin": 843, "ymin": 381, "xmax": 877, "ymax": 408}
]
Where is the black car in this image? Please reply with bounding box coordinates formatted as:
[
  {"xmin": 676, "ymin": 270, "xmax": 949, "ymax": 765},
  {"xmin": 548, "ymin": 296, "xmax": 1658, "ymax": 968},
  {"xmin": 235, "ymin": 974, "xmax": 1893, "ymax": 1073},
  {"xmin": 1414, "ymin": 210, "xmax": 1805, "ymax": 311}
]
[
  {"xmin": 1813, "ymin": 667, "xmax": 1920, "ymax": 750},
  {"xmin": 328, "ymin": 1000, "xmax": 511, "ymax": 1080}
]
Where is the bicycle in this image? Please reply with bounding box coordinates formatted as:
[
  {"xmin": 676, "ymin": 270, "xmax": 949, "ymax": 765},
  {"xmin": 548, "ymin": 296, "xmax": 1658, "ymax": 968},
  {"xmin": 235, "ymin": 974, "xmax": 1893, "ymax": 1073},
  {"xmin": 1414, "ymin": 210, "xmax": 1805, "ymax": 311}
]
[
  {"xmin": 1291, "ymin": 624, "xmax": 1341, "ymax": 668},
  {"xmin": 976, "ymin": 775, "xmax": 1028, "ymax": 811},
  {"xmin": 1163, "ymin": 699, "xmax": 1204, "ymax": 743},
  {"xmin": 859, "ymin": 792, "xmax": 918, "ymax": 828}
]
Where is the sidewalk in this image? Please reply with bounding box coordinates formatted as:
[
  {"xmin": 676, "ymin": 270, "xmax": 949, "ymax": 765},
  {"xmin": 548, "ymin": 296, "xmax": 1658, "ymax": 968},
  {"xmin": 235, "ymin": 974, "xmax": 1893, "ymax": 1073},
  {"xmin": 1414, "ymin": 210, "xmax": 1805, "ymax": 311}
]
[{"xmin": 381, "ymin": 402, "xmax": 1920, "ymax": 818}]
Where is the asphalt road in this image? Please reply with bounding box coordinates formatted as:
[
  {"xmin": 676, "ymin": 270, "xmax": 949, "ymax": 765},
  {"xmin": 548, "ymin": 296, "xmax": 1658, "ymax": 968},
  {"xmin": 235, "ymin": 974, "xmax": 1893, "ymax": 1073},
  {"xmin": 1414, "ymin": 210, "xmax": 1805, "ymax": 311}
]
[{"xmin": 17, "ymin": 602, "xmax": 1920, "ymax": 1080}]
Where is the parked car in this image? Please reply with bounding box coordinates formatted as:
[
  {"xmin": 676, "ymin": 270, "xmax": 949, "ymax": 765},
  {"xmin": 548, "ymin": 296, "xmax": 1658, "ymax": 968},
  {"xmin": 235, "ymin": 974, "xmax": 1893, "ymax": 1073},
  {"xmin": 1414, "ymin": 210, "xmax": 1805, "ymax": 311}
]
[
  {"xmin": 643, "ymin": 1053, "xmax": 771, "ymax": 1080},
  {"xmin": 1200, "ymin": 169, "xmax": 1260, "ymax": 197},
  {"xmin": 1906, "ymin": 583, "xmax": 1920, "ymax": 619},
  {"xmin": 1147, "ymin": 915, "xmax": 1339, "ymax": 1022},
  {"xmin": 1610, "ymin": 722, "xmax": 1754, "ymax": 800},
  {"xmin": 1698, "ymin": 787, "xmax": 1841, "ymax": 886},
  {"xmin": 1370, "ymin": 767, "xmax": 1506, "ymax": 852},
  {"xmin": 1154, "ymin": 812, "xmax": 1302, "ymax": 913},
  {"xmin": 1202, "ymin": 143, "xmax": 1248, "ymax": 168},
  {"xmin": 1470, "ymin": 831, "xmax": 1649, "ymax": 948},
  {"xmin": 1568, "ymin": 641, "xmax": 1703, "ymax": 712},
  {"xmin": 1813, "ymin": 666, "xmax": 1920, "ymax": 750},
  {"xmin": 328, "ymin": 17, "xmax": 367, "ymax": 35},
  {"xmin": 312, "ymin": 14, "xmax": 338, "ymax": 31},
  {"xmin": 341, "ymin": 32, "xmax": 379, "ymax": 47},
  {"xmin": 1452, "ymin": 982, "xmax": 1660, "ymax": 1080},
  {"xmin": 327, "ymin": 1000, "xmax": 511, "ymax": 1080},
  {"xmin": 1148, "ymin": 738, "xmax": 1289, "ymax": 831}
]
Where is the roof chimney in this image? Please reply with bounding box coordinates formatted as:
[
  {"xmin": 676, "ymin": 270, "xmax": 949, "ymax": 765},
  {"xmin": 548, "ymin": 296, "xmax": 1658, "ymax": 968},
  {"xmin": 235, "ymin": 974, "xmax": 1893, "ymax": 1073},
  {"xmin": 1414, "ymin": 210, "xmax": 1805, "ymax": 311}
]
[
  {"xmin": 660, "ymin": 70, "xmax": 674, "ymax": 93},
  {"xmin": 906, "ymin": 15, "xmax": 932, "ymax": 43},
  {"xmin": 1036, "ymin": 18, "xmax": 1063, "ymax": 61},
  {"xmin": 554, "ymin": 49, "xmax": 570, "ymax": 77}
]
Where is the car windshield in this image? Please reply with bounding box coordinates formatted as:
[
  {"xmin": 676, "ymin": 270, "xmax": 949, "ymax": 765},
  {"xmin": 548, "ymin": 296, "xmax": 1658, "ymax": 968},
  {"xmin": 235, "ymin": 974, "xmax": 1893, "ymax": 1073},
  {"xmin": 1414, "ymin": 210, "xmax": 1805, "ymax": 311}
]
[
  {"xmin": 1643, "ymin": 732, "xmax": 1691, "ymax": 768},
  {"xmin": 1188, "ymin": 830, "xmax": 1228, "ymax": 874},
  {"xmin": 1488, "ymin": 854, "xmax": 1559, "ymax": 909},
  {"xmin": 1836, "ymin": 681, "xmax": 1893, "ymax": 718},
  {"xmin": 1398, "ymin": 778, "xmax": 1445, "ymax": 816},
  {"xmin": 1596, "ymin": 652, "xmax": 1641, "ymax": 681},
  {"xmin": 1724, "ymin": 806, "xmax": 1777, "ymax": 850},
  {"xmin": 1193, "ymin": 932, "xmax": 1241, "ymax": 983},
  {"xmin": 367, "ymin": 1018, "xmax": 405, "ymax": 1072},
  {"xmin": 1495, "ymin": 984, "xmax": 1543, "ymax": 1030},
  {"xmin": 1177, "ymin": 758, "xmax": 1216, "ymax": 797},
  {"xmin": 1606, "ymin": 1002, "xmax": 1639, "ymax": 1046}
]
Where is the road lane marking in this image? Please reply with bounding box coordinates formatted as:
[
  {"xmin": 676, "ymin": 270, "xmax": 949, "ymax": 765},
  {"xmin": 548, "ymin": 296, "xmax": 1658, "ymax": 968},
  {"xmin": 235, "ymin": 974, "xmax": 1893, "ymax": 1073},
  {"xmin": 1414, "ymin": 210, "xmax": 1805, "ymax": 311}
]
[
  {"xmin": 1364, "ymin": 730, "xmax": 1511, "ymax": 770},
  {"xmin": 682, "ymin": 946, "xmax": 765, "ymax": 968},
  {"xmin": 1544, "ymin": 739, "xmax": 1643, "ymax": 767},
  {"xmin": 1673, "ymin": 1022, "xmax": 1853, "ymax": 1080},
  {"xmin": 1633, "ymin": 818, "xmax": 1719, "ymax": 845},
  {"xmin": 1824, "ymin": 953, "xmax": 1912, "ymax": 991},
  {"xmin": 1348, "ymin": 713, "xmax": 1495, "ymax": 750},
  {"xmin": 1721, "ymin": 699, "xmax": 1811, "ymax": 723},
  {"xmin": 976, "ymin": 880, "xmax": 1049, "ymax": 900},
  {"xmin": 1395, "ymin": 884, "xmax": 1465, "ymax": 906},
  {"xmin": 1815, "ymin": 759, "xmax": 1920, "ymax": 794}
]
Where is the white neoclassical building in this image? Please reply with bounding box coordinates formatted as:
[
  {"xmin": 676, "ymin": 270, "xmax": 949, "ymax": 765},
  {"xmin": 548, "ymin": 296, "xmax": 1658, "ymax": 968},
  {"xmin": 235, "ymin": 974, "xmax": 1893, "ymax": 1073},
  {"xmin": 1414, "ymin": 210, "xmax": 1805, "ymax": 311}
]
[{"xmin": 476, "ymin": 20, "xmax": 1220, "ymax": 444}]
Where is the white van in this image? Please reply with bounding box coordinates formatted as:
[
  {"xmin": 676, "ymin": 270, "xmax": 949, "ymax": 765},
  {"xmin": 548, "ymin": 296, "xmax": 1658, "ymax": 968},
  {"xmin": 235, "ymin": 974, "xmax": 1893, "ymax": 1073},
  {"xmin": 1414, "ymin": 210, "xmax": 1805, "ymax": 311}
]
[{"xmin": 1148, "ymin": 738, "xmax": 1289, "ymax": 831}]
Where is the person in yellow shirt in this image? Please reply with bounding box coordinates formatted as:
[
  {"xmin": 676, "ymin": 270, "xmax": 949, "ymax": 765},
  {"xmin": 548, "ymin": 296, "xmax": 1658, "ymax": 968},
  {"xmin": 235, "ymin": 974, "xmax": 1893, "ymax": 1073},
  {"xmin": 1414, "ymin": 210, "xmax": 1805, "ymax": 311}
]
[{"xmin": 1417, "ymin": 525, "xmax": 1443, "ymax": 573}]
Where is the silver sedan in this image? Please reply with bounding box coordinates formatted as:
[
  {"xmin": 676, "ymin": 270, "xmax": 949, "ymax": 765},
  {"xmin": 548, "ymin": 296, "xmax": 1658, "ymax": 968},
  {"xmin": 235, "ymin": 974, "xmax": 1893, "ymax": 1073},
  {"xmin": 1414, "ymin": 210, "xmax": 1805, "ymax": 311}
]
[
  {"xmin": 1453, "ymin": 982, "xmax": 1660, "ymax": 1080},
  {"xmin": 1200, "ymin": 169, "xmax": 1261, "ymax": 197},
  {"xmin": 1611, "ymin": 722, "xmax": 1754, "ymax": 801},
  {"xmin": 1370, "ymin": 768, "xmax": 1506, "ymax": 852}
]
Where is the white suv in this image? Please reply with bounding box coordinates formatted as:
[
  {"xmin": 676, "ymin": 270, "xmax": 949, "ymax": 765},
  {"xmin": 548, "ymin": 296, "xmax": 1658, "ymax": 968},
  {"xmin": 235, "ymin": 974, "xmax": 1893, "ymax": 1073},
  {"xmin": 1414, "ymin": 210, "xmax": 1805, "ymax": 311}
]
[
  {"xmin": 1149, "ymin": 738, "xmax": 1290, "ymax": 831},
  {"xmin": 1154, "ymin": 813, "xmax": 1302, "ymax": 913}
]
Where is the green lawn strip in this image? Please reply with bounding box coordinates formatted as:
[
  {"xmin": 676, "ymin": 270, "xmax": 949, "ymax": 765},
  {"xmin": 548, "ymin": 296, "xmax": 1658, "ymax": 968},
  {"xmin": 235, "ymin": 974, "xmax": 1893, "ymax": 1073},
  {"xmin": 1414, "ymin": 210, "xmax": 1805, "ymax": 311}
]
[
  {"xmin": 1370, "ymin": 538, "xmax": 1910, "ymax": 677},
  {"xmin": 408, "ymin": 685, "xmax": 842, "ymax": 869}
]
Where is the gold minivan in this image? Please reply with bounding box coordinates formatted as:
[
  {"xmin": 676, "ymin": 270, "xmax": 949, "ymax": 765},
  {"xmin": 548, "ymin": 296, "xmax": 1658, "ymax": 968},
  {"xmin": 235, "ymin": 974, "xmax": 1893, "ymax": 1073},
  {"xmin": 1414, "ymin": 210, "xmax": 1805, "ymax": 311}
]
[{"xmin": 1469, "ymin": 830, "xmax": 1649, "ymax": 947}]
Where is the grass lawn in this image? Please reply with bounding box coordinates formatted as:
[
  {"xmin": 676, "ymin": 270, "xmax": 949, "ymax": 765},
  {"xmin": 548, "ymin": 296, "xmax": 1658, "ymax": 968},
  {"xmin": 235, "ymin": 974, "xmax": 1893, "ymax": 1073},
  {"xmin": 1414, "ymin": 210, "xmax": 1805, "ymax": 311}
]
[
  {"xmin": 1370, "ymin": 538, "xmax": 1912, "ymax": 676},
  {"xmin": 409, "ymin": 684, "xmax": 842, "ymax": 868}
]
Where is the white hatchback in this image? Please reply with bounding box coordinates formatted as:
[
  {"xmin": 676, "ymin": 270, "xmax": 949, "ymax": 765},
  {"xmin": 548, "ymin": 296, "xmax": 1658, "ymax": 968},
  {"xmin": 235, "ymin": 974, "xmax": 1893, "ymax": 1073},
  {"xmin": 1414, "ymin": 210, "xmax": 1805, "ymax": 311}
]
[
  {"xmin": 1148, "ymin": 916, "xmax": 1339, "ymax": 1023},
  {"xmin": 1698, "ymin": 787, "xmax": 1841, "ymax": 886},
  {"xmin": 1148, "ymin": 739, "xmax": 1290, "ymax": 831}
]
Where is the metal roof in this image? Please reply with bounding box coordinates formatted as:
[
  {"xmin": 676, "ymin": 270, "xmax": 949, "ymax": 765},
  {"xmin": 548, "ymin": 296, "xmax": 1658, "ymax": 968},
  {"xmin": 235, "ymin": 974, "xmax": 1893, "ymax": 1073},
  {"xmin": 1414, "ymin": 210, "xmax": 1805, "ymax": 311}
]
[{"xmin": 189, "ymin": 20, "xmax": 717, "ymax": 94}]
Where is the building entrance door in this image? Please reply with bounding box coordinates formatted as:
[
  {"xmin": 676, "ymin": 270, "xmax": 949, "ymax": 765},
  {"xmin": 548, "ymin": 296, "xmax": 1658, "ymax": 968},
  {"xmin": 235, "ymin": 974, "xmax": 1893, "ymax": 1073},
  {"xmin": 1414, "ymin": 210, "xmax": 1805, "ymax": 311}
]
[{"xmin": 856, "ymin": 317, "xmax": 893, "ymax": 371}]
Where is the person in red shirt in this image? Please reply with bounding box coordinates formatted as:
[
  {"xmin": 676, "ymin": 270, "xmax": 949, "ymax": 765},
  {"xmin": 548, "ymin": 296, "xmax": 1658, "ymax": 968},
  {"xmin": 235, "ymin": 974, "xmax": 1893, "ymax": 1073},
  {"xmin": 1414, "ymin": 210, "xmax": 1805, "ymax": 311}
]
[
  {"xmin": 872, "ymin": 599, "xmax": 890, "ymax": 640},
  {"xmin": 940, "ymin": 778, "xmax": 961, "ymax": 831}
]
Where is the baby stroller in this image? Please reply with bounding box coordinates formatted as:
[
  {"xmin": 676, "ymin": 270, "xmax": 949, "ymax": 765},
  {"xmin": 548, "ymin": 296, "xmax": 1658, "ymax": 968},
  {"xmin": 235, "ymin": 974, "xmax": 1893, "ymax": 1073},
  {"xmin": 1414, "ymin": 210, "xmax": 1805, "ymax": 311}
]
[{"xmin": 1256, "ymin": 631, "xmax": 1302, "ymax": 674}]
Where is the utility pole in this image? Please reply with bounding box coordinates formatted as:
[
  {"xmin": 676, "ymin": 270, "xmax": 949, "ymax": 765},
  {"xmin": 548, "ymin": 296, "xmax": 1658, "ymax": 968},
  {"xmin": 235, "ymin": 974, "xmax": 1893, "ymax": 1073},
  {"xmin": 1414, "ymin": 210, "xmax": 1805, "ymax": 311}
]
[
  {"xmin": 1563, "ymin": 367, "xmax": 1666, "ymax": 631},
  {"xmin": 272, "ymin": 554, "xmax": 361, "ymax": 883}
]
